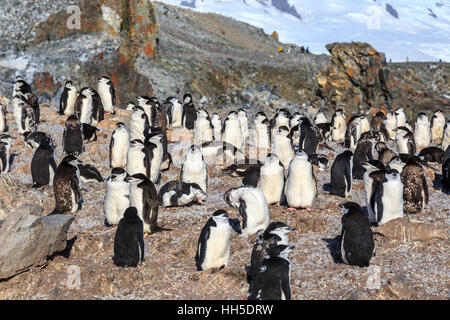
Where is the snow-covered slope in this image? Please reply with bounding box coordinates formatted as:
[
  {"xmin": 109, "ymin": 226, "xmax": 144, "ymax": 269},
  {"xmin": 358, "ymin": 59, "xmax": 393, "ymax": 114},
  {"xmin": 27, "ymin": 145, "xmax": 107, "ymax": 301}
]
[{"xmin": 159, "ymin": 0, "xmax": 450, "ymax": 62}]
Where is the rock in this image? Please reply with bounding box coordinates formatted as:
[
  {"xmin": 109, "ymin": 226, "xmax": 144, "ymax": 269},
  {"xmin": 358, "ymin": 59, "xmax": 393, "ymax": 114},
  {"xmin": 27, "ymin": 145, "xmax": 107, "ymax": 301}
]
[
  {"xmin": 293, "ymin": 212, "xmax": 327, "ymax": 234},
  {"xmin": 0, "ymin": 204, "xmax": 74, "ymax": 280},
  {"xmin": 374, "ymin": 218, "xmax": 446, "ymax": 242},
  {"xmin": 378, "ymin": 274, "xmax": 416, "ymax": 300}
]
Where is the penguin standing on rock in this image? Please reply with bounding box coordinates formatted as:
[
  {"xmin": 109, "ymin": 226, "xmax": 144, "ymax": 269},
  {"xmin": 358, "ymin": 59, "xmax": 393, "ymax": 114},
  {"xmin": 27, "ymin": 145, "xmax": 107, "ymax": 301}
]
[
  {"xmin": 129, "ymin": 107, "xmax": 150, "ymax": 142},
  {"xmin": 158, "ymin": 180, "xmax": 207, "ymax": 208},
  {"xmin": 128, "ymin": 173, "xmax": 160, "ymax": 234},
  {"xmin": 339, "ymin": 202, "xmax": 374, "ymax": 267},
  {"xmin": 371, "ymin": 111, "xmax": 389, "ymax": 142},
  {"xmin": 126, "ymin": 139, "xmax": 150, "ymax": 178},
  {"xmin": 238, "ymin": 109, "xmax": 249, "ymax": 141},
  {"xmin": 31, "ymin": 143, "xmax": 57, "ymax": 188},
  {"xmin": 401, "ymin": 156, "xmax": 429, "ymax": 214},
  {"xmin": 395, "ymin": 108, "xmax": 407, "ymax": 127},
  {"xmin": 352, "ymin": 137, "xmax": 375, "ymax": 179},
  {"xmin": 0, "ymin": 135, "xmax": 13, "ymax": 175},
  {"xmin": 182, "ymin": 93, "xmax": 197, "ymax": 131},
  {"xmin": 298, "ymin": 118, "xmax": 322, "ymax": 156},
  {"xmin": 430, "ymin": 110, "xmax": 446, "ymax": 144},
  {"xmin": 195, "ymin": 210, "xmax": 232, "ymax": 271},
  {"xmin": 270, "ymin": 109, "xmax": 291, "ymax": 140},
  {"xmin": 271, "ymin": 126, "xmax": 294, "ymax": 169},
  {"xmin": 63, "ymin": 115, "xmax": 83, "ymax": 156},
  {"xmin": 168, "ymin": 97, "xmax": 183, "ymax": 127},
  {"xmin": 331, "ymin": 109, "xmax": 346, "ymax": 142},
  {"xmin": 384, "ymin": 110, "xmax": 397, "ymax": 140},
  {"xmin": 59, "ymin": 80, "xmax": 77, "ymax": 116},
  {"xmin": 369, "ymin": 169, "xmax": 404, "ymax": 226},
  {"xmin": 98, "ymin": 76, "xmax": 116, "ymax": 114},
  {"xmin": 394, "ymin": 126, "xmax": 416, "ymax": 155},
  {"xmin": 224, "ymin": 186, "xmax": 270, "ymax": 237},
  {"xmin": 104, "ymin": 168, "xmax": 130, "ymax": 226},
  {"xmin": 50, "ymin": 155, "xmax": 82, "ymax": 215},
  {"xmin": 222, "ymin": 111, "xmax": 244, "ymax": 151},
  {"xmin": 75, "ymin": 87, "xmax": 94, "ymax": 125},
  {"xmin": 257, "ymin": 154, "xmax": 285, "ymax": 205},
  {"xmin": 113, "ymin": 207, "xmax": 145, "ymax": 268},
  {"xmin": 146, "ymin": 133, "xmax": 164, "ymax": 183},
  {"xmin": 285, "ymin": 151, "xmax": 317, "ymax": 211},
  {"xmin": 254, "ymin": 112, "xmax": 271, "ymax": 160},
  {"xmin": 181, "ymin": 145, "xmax": 208, "ymax": 193},
  {"xmin": 345, "ymin": 116, "xmax": 362, "ymax": 150},
  {"xmin": 414, "ymin": 113, "xmax": 431, "ymax": 149},
  {"xmin": 194, "ymin": 109, "xmax": 214, "ymax": 144},
  {"xmin": 330, "ymin": 150, "xmax": 353, "ymax": 198},
  {"xmin": 110, "ymin": 122, "xmax": 130, "ymax": 169}
]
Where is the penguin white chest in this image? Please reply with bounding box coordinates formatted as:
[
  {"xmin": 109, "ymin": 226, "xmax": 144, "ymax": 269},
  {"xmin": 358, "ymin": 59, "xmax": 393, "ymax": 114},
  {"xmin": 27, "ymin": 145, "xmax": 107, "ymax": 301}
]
[
  {"xmin": 80, "ymin": 96, "xmax": 93, "ymax": 125},
  {"xmin": 272, "ymin": 137, "xmax": 293, "ymax": 168},
  {"xmin": 286, "ymin": 160, "xmax": 315, "ymax": 208},
  {"xmin": 65, "ymin": 90, "xmax": 77, "ymax": 115},
  {"xmin": 182, "ymin": 160, "xmax": 207, "ymax": 192},
  {"xmin": 379, "ymin": 180, "xmax": 403, "ymax": 225},
  {"xmin": 111, "ymin": 130, "xmax": 130, "ymax": 168},
  {"xmin": 258, "ymin": 164, "xmax": 284, "ymax": 205},
  {"xmin": 172, "ymin": 104, "xmax": 183, "ymax": 127},
  {"xmin": 202, "ymin": 226, "xmax": 231, "ymax": 270},
  {"xmin": 98, "ymin": 83, "xmax": 114, "ymax": 112},
  {"xmin": 127, "ymin": 148, "xmax": 146, "ymax": 176}
]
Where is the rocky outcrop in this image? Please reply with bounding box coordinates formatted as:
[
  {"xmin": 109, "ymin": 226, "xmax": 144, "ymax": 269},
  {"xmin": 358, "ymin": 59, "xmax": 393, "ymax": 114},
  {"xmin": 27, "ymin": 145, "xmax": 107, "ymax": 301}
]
[
  {"xmin": 315, "ymin": 42, "xmax": 405, "ymax": 114},
  {"xmin": 0, "ymin": 0, "xmax": 159, "ymax": 105},
  {"xmin": 0, "ymin": 204, "xmax": 74, "ymax": 280},
  {"xmin": 315, "ymin": 41, "xmax": 449, "ymax": 117}
]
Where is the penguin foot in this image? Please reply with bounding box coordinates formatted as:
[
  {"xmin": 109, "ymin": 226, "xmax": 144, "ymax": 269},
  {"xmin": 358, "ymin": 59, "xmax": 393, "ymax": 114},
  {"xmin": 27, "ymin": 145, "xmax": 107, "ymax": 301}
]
[
  {"xmin": 306, "ymin": 207, "xmax": 313, "ymax": 212},
  {"xmin": 287, "ymin": 207, "xmax": 297, "ymax": 211},
  {"xmin": 197, "ymin": 199, "xmax": 204, "ymax": 205}
]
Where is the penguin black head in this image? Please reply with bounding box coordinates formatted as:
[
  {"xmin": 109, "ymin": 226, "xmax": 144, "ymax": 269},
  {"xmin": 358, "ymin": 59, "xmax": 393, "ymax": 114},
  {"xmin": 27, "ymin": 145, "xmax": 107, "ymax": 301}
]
[
  {"xmin": 123, "ymin": 206, "xmax": 139, "ymax": 219},
  {"xmin": 127, "ymin": 173, "xmax": 149, "ymax": 184},
  {"xmin": 61, "ymin": 155, "xmax": 81, "ymax": 168},
  {"xmin": 126, "ymin": 102, "xmax": 137, "ymax": 111},
  {"xmin": 183, "ymin": 93, "xmax": 192, "ymax": 104},
  {"xmin": 109, "ymin": 167, "xmax": 128, "ymax": 182},
  {"xmin": 212, "ymin": 210, "xmax": 229, "ymax": 220},
  {"xmin": 64, "ymin": 80, "xmax": 74, "ymax": 87},
  {"xmin": 339, "ymin": 202, "xmax": 363, "ymax": 215},
  {"xmin": 265, "ymin": 244, "xmax": 295, "ymax": 260},
  {"xmin": 375, "ymin": 111, "xmax": 386, "ymax": 119},
  {"xmin": 264, "ymin": 221, "xmax": 294, "ymax": 237},
  {"xmin": 65, "ymin": 115, "xmax": 81, "ymax": 130},
  {"xmin": 375, "ymin": 141, "xmax": 388, "ymax": 152}
]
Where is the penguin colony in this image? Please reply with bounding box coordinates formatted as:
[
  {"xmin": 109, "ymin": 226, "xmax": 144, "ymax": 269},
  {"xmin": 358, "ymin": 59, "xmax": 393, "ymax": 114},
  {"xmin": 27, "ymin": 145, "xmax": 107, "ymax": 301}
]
[{"xmin": 0, "ymin": 75, "xmax": 448, "ymax": 300}]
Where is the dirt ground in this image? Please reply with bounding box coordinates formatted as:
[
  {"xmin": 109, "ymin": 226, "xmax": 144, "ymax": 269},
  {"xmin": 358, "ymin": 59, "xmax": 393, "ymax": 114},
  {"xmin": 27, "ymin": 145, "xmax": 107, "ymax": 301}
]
[{"xmin": 0, "ymin": 102, "xmax": 448, "ymax": 300}]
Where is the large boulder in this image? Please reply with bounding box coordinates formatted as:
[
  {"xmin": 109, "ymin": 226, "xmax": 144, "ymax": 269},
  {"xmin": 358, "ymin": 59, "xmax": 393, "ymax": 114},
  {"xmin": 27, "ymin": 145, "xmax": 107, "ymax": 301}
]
[
  {"xmin": 0, "ymin": 204, "xmax": 74, "ymax": 280},
  {"xmin": 315, "ymin": 42, "xmax": 405, "ymax": 114}
]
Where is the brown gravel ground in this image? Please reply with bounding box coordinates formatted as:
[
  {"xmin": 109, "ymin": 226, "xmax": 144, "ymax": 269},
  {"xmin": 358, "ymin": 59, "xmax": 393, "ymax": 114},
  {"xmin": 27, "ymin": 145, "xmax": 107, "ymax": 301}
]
[{"xmin": 0, "ymin": 102, "xmax": 448, "ymax": 300}]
